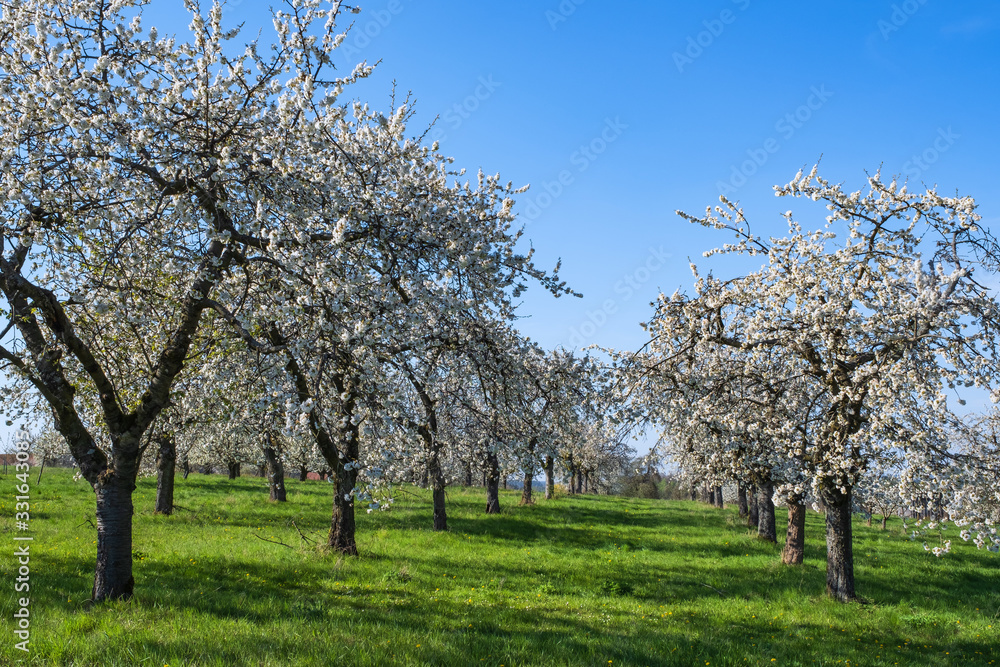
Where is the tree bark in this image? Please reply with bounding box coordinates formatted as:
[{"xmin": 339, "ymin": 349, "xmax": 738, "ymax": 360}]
[
  {"xmin": 737, "ymin": 485, "xmax": 748, "ymax": 518},
  {"xmin": 781, "ymin": 499, "xmax": 806, "ymax": 565},
  {"xmin": 714, "ymin": 485, "xmax": 724, "ymax": 508},
  {"xmin": 485, "ymin": 452, "xmax": 501, "ymax": 514},
  {"xmin": 263, "ymin": 441, "xmax": 286, "ymax": 502},
  {"xmin": 93, "ymin": 476, "xmax": 135, "ymax": 602},
  {"xmin": 881, "ymin": 515, "xmax": 887, "ymax": 530},
  {"xmin": 227, "ymin": 461, "xmax": 240, "ymax": 479},
  {"xmin": 299, "ymin": 467, "xmax": 308, "ymax": 482},
  {"xmin": 328, "ymin": 456, "xmax": 359, "ymax": 554},
  {"xmin": 708, "ymin": 487, "xmax": 715, "ymax": 506},
  {"xmin": 747, "ymin": 485, "xmax": 759, "ymax": 528},
  {"xmin": 690, "ymin": 485, "xmax": 698, "ymax": 501},
  {"xmin": 154, "ymin": 436, "xmax": 176, "ymax": 515},
  {"xmin": 181, "ymin": 453, "xmax": 191, "ymax": 480},
  {"xmin": 432, "ymin": 483, "xmax": 447, "ymax": 531},
  {"xmin": 464, "ymin": 461, "xmax": 473, "ymax": 487},
  {"xmin": 521, "ymin": 469, "xmax": 534, "ymax": 505},
  {"xmin": 428, "ymin": 450, "xmax": 447, "ymax": 531},
  {"xmin": 757, "ymin": 481, "xmax": 777, "ymax": 542},
  {"xmin": 820, "ymin": 484, "xmax": 856, "ymax": 602},
  {"xmin": 544, "ymin": 455, "xmax": 555, "ymax": 500}
]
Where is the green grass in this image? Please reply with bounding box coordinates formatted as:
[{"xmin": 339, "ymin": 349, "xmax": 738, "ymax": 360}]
[{"xmin": 1, "ymin": 468, "xmax": 997, "ymax": 666}]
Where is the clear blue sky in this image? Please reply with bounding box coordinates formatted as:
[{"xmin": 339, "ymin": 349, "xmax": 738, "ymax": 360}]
[
  {"xmin": 286, "ymin": 0, "xmax": 999, "ymax": 357},
  {"xmin": 6, "ymin": 1, "xmax": 1000, "ymax": 451},
  {"xmin": 114, "ymin": 0, "xmax": 1000, "ymax": 352}
]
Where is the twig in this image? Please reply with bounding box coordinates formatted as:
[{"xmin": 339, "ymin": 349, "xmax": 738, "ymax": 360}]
[
  {"xmin": 76, "ymin": 517, "xmax": 96, "ymax": 529},
  {"xmin": 700, "ymin": 582, "xmax": 726, "ymax": 596},
  {"xmin": 252, "ymin": 533, "xmax": 293, "ymax": 549},
  {"xmin": 291, "ymin": 520, "xmax": 316, "ymax": 545}
]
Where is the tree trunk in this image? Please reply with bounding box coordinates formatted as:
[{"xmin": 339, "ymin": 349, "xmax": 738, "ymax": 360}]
[
  {"xmin": 299, "ymin": 467, "xmax": 308, "ymax": 482},
  {"xmin": 485, "ymin": 452, "xmax": 501, "ymax": 514},
  {"xmin": 584, "ymin": 471, "xmax": 590, "ymax": 494},
  {"xmin": 227, "ymin": 461, "xmax": 240, "ymax": 479},
  {"xmin": 757, "ymin": 481, "xmax": 777, "ymax": 542},
  {"xmin": 93, "ymin": 477, "xmax": 135, "ymax": 602},
  {"xmin": 714, "ymin": 485, "xmax": 724, "ymax": 508},
  {"xmin": 820, "ymin": 484, "xmax": 856, "ymax": 602},
  {"xmin": 747, "ymin": 485, "xmax": 759, "ymax": 528},
  {"xmin": 263, "ymin": 443, "xmax": 286, "ymax": 502},
  {"xmin": 708, "ymin": 487, "xmax": 715, "ymax": 506},
  {"xmin": 567, "ymin": 454, "xmax": 575, "ymax": 495},
  {"xmin": 781, "ymin": 500, "xmax": 806, "ymax": 565},
  {"xmin": 432, "ymin": 483, "xmax": 447, "ymax": 531},
  {"xmin": 521, "ymin": 469, "xmax": 534, "ymax": 505},
  {"xmin": 464, "ymin": 461, "xmax": 472, "ymax": 487},
  {"xmin": 575, "ymin": 469, "xmax": 583, "ymax": 494},
  {"xmin": 428, "ymin": 450, "xmax": 447, "ymax": 531},
  {"xmin": 881, "ymin": 515, "xmax": 887, "ymax": 530},
  {"xmin": 181, "ymin": 453, "xmax": 190, "ymax": 480},
  {"xmin": 690, "ymin": 485, "xmax": 698, "ymax": 501},
  {"xmin": 328, "ymin": 460, "xmax": 358, "ymax": 555},
  {"xmin": 154, "ymin": 436, "xmax": 176, "ymax": 515},
  {"xmin": 737, "ymin": 485, "xmax": 748, "ymax": 518},
  {"xmin": 544, "ymin": 455, "xmax": 555, "ymax": 500}
]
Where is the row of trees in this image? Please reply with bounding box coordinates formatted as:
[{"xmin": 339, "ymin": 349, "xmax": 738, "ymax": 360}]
[
  {"xmin": 613, "ymin": 166, "xmax": 1000, "ymax": 601},
  {"xmin": 0, "ymin": 0, "xmax": 631, "ymax": 602}
]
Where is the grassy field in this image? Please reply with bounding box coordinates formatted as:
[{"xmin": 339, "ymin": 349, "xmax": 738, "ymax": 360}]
[{"xmin": 0, "ymin": 468, "xmax": 997, "ymax": 666}]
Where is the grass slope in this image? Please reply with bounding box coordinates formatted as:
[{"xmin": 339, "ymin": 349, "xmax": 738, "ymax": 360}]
[{"xmin": 1, "ymin": 468, "xmax": 997, "ymax": 666}]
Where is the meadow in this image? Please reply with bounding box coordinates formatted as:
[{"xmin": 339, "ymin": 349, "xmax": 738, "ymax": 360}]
[{"xmin": 0, "ymin": 468, "xmax": 997, "ymax": 666}]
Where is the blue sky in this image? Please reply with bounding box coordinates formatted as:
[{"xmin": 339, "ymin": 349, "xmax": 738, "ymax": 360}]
[
  {"xmin": 5, "ymin": 1, "xmax": 999, "ymax": 450},
  {"xmin": 140, "ymin": 0, "xmax": 1000, "ymax": 353},
  {"xmin": 268, "ymin": 0, "xmax": 1000, "ymax": 357}
]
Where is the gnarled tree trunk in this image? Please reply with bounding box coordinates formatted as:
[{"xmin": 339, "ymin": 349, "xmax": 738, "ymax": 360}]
[
  {"xmin": 328, "ymin": 452, "xmax": 359, "ymax": 554},
  {"xmin": 299, "ymin": 467, "xmax": 308, "ymax": 482},
  {"xmin": 485, "ymin": 452, "xmax": 501, "ymax": 514},
  {"xmin": 154, "ymin": 435, "xmax": 175, "ymax": 515},
  {"xmin": 263, "ymin": 439, "xmax": 286, "ymax": 502},
  {"xmin": 227, "ymin": 461, "xmax": 240, "ymax": 479},
  {"xmin": 747, "ymin": 485, "xmax": 759, "ymax": 528},
  {"xmin": 429, "ymin": 450, "xmax": 447, "ymax": 531},
  {"xmin": 820, "ymin": 483, "xmax": 856, "ymax": 601},
  {"xmin": 714, "ymin": 485, "xmax": 724, "ymax": 508},
  {"xmin": 93, "ymin": 474, "xmax": 136, "ymax": 601},
  {"xmin": 737, "ymin": 485, "xmax": 748, "ymax": 518},
  {"xmin": 521, "ymin": 468, "xmax": 534, "ymax": 505},
  {"xmin": 782, "ymin": 499, "xmax": 806, "ymax": 565},
  {"xmin": 757, "ymin": 481, "xmax": 777, "ymax": 542}
]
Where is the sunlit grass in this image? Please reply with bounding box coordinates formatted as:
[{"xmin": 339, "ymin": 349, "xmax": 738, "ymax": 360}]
[{"xmin": 0, "ymin": 468, "xmax": 997, "ymax": 665}]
